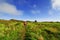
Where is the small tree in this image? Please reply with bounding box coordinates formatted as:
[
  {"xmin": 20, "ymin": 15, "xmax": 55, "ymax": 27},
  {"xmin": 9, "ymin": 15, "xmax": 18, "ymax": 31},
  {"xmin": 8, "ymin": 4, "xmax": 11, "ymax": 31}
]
[{"xmin": 35, "ymin": 20, "xmax": 37, "ymax": 22}]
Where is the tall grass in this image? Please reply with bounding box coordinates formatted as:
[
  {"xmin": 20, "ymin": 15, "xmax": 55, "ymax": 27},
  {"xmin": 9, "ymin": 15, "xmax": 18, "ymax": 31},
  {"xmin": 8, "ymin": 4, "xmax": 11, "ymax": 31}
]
[{"xmin": 0, "ymin": 20, "xmax": 60, "ymax": 40}]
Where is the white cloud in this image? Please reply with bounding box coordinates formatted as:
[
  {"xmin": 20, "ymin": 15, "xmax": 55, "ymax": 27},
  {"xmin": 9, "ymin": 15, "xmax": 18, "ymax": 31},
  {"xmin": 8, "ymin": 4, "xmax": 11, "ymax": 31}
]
[
  {"xmin": 0, "ymin": 2, "xmax": 23, "ymax": 15},
  {"xmin": 31, "ymin": 10, "xmax": 40, "ymax": 14},
  {"xmin": 0, "ymin": 0, "xmax": 7, "ymax": 4},
  {"xmin": 48, "ymin": 0, "xmax": 60, "ymax": 15},
  {"xmin": 51, "ymin": 0, "xmax": 60, "ymax": 10}
]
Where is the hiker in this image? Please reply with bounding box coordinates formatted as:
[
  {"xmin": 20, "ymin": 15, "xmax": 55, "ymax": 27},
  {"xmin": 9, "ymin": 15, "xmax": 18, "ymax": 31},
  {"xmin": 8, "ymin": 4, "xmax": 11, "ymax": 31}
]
[{"xmin": 23, "ymin": 21, "xmax": 27, "ymax": 26}]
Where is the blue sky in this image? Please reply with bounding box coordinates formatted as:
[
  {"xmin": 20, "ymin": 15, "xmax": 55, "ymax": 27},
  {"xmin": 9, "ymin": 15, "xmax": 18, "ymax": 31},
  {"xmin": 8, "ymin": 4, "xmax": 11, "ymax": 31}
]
[{"xmin": 0, "ymin": 0, "xmax": 60, "ymax": 21}]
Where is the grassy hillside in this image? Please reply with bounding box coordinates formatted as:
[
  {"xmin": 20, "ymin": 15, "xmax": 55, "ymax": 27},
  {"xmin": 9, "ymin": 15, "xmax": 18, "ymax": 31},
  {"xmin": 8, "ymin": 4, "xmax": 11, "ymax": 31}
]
[{"xmin": 0, "ymin": 19, "xmax": 60, "ymax": 40}]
